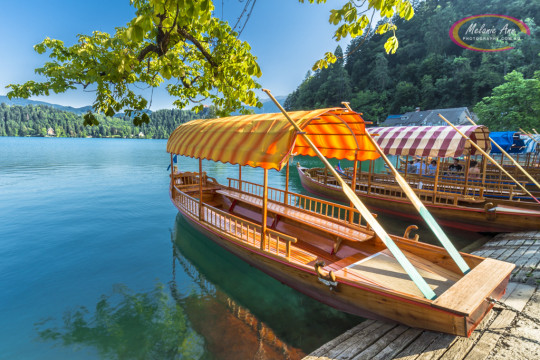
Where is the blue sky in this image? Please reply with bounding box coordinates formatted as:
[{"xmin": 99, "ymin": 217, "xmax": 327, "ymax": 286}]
[{"xmin": 0, "ymin": 0, "xmax": 352, "ymax": 110}]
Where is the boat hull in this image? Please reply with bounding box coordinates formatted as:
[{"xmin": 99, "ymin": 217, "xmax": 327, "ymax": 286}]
[
  {"xmin": 171, "ymin": 191, "xmax": 506, "ymax": 337},
  {"xmin": 298, "ymin": 167, "xmax": 540, "ymax": 233}
]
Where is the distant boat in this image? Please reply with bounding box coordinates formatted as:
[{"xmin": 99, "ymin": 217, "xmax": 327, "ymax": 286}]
[
  {"xmin": 167, "ymin": 108, "xmax": 513, "ymax": 337},
  {"xmin": 297, "ymin": 125, "xmax": 540, "ymax": 233}
]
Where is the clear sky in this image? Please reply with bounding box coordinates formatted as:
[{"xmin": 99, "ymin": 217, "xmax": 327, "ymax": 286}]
[{"xmin": 0, "ymin": 0, "xmax": 351, "ymax": 110}]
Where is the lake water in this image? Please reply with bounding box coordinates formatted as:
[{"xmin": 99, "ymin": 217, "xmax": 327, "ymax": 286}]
[{"xmin": 0, "ymin": 137, "xmax": 482, "ymax": 359}]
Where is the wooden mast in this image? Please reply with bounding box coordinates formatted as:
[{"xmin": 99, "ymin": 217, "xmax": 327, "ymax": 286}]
[
  {"xmin": 440, "ymin": 115, "xmax": 540, "ymax": 204},
  {"xmin": 465, "ymin": 117, "xmax": 540, "ymax": 192},
  {"xmin": 264, "ymin": 89, "xmax": 437, "ymax": 300}
]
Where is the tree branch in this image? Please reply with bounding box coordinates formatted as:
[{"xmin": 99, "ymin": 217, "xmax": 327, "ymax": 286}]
[{"xmin": 178, "ymin": 27, "xmax": 217, "ymax": 68}]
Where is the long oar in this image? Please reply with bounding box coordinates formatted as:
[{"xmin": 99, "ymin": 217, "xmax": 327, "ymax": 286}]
[
  {"xmin": 340, "ymin": 102, "xmax": 470, "ymax": 275},
  {"xmin": 263, "ymin": 89, "xmax": 437, "ymax": 300},
  {"xmin": 520, "ymin": 128, "xmax": 540, "ymax": 145},
  {"xmin": 440, "ymin": 115, "xmax": 540, "ymax": 204},
  {"xmin": 533, "ymin": 129, "xmax": 539, "ymax": 135},
  {"xmin": 466, "ymin": 116, "xmax": 540, "ymax": 193}
]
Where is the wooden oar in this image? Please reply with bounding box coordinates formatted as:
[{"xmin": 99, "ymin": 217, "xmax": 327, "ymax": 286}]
[
  {"xmin": 263, "ymin": 89, "xmax": 437, "ymax": 300},
  {"xmin": 466, "ymin": 116, "xmax": 540, "ymax": 193},
  {"xmin": 520, "ymin": 128, "xmax": 540, "ymax": 145},
  {"xmin": 440, "ymin": 115, "xmax": 540, "ymax": 205},
  {"xmin": 341, "ymin": 103, "xmax": 470, "ymax": 275}
]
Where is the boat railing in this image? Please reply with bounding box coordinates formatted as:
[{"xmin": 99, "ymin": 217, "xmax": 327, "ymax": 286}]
[
  {"xmin": 172, "ymin": 185, "xmax": 297, "ymax": 259},
  {"xmin": 228, "ymin": 178, "xmax": 367, "ymax": 229}
]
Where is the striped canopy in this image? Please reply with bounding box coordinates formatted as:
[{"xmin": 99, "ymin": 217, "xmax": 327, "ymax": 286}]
[
  {"xmin": 367, "ymin": 125, "xmax": 491, "ymax": 158},
  {"xmin": 167, "ymin": 108, "xmax": 380, "ymax": 170}
]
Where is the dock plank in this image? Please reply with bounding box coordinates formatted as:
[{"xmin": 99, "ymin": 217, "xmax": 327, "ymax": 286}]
[
  {"xmin": 371, "ymin": 328, "xmax": 423, "ymax": 360},
  {"xmin": 329, "ymin": 321, "xmax": 396, "ymax": 359},
  {"xmin": 350, "ymin": 325, "xmax": 410, "ymax": 360}
]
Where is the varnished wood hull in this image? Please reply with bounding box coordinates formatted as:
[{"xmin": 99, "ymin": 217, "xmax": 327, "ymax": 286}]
[
  {"xmin": 171, "ymin": 189, "xmax": 509, "ymax": 337},
  {"xmin": 298, "ymin": 167, "xmax": 540, "ymax": 233}
]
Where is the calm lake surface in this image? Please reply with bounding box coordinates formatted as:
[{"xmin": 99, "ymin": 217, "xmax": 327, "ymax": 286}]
[{"xmin": 0, "ymin": 137, "xmax": 482, "ymax": 359}]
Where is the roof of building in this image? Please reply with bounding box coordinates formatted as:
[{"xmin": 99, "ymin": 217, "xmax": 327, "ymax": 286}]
[{"xmin": 382, "ymin": 107, "xmax": 474, "ymax": 127}]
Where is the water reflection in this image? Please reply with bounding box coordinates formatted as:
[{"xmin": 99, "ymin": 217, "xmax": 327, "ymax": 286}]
[
  {"xmin": 34, "ymin": 214, "xmax": 361, "ymax": 360},
  {"xmin": 170, "ymin": 214, "xmax": 361, "ymax": 359},
  {"xmin": 35, "ymin": 283, "xmax": 204, "ymax": 359}
]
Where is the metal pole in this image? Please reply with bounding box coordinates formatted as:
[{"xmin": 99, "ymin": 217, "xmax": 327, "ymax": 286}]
[
  {"xmin": 466, "ymin": 117, "xmax": 540, "ymax": 192},
  {"xmin": 263, "ymin": 89, "xmax": 437, "ymax": 299},
  {"xmin": 440, "ymin": 115, "xmax": 540, "ymax": 203}
]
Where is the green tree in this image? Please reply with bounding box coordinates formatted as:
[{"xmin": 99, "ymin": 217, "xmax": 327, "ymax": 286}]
[
  {"xmin": 7, "ymin": 0, "xmax": 415, "ymax": 126},
  {"xmin": 474, "ymin": 70, "xmax": 540, "ymax": 131}
]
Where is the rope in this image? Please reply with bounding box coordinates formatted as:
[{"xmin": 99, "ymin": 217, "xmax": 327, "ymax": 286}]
[{"xmin": 487, "ymin": 297, "xmax": 540, "ymax": 326}]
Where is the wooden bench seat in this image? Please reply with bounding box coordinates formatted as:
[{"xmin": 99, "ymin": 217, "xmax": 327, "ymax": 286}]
[{"xmin": 216, "ymin": 189, "xmax": 375, "ymax": 243}]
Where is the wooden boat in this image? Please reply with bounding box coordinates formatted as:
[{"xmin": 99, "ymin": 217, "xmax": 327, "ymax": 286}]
[
  {"xmin": 297, "ymin": 124, "xmax": 540, "ymax": 232},
  {"xmin": 167, "ymin": 106, "xmax": 514, "ymax": 337},
  {"xmin": 298, "ymin": 165, "xmax": 540, "ymax": 233}
]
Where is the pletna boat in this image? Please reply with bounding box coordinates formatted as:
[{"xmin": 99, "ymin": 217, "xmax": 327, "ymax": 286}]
[
  {"xmin": 298, "ymin": 124, "xmax": 540, "ymax": 233},
  {"xmin": 167, "ymin": 104, "xmax": 514, "ymax": 337}
]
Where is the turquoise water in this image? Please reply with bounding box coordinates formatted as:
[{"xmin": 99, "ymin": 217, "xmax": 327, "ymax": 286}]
[
  {"xmin": 0, "ymin": 137, "xmax": 363, "ymax": 360},
  {"xmin": 0, "ymin": 137, "xmax": 481, "ymax": 359}
]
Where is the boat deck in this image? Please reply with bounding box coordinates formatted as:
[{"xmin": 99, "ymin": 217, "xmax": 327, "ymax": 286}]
[{"xmin": 303, "ymin": 231, "xmax": 540, "ymax": 359}]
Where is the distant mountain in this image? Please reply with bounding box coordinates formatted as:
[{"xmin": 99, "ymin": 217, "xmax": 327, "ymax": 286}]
[
  {"xmin": 0, "ymin": 95, "xmax": 93, "ymax": 114},
  {"xmin": 0, "ymin": 94, "xmax": 287, "ymax": 116}
]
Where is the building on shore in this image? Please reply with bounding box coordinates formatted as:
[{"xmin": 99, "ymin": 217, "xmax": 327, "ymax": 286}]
[{"xmin": 381, "ymin": 107, "xmax": 478, "ymax": 127}]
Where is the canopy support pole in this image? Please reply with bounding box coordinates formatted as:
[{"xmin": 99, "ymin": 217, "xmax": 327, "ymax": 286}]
[
  {"xmin": 404, "ymin": 155, "xmax": 409, "ymax": 177},
  {"xmin": 239, "ymin": 165, "xmax": 242, "ymax": 191},
  {"xmin": 345, "ymin": 103, "xmax": 472, "ymax": 276},
  {"xmin": 463, "ymin": 153, "xmax": 471, "ymax": 196},
  {"xmin": 263, "ymin": 90, "xmax": 437, "ymax": 299},
  {"xmin": 440, "ymin": 115, "xmax": 540, "ymax": 204},
  {"xmin": 464, "ymin": 117, "xmax": 540, "ymax": 192},
  {"xmin": 261, "ymin": 168, "xmax": 269, "ymax": 250},
  {"xmin": 349, "ymin": 153, "xmax": 358, "ymax": 223},
  {"xmin": 481, "ymin": 155, "xmax": 487, "ymax": 187},
  {"xmin": 199, "ymin": 159, "xmax": 203, "ymax": 221},
  {"xmin": 170, "ymin": 153, "xmax": 174, "ymax": 191},
  {"xmin": 367, "ymin": 160, "xmax": 373, "ymax": 194},
  {"xmin": 433, "ymin": 158, "xmax": 440, "ymax": 203},
  {"xmin": 285, "ymin": 159, "xmax": 289, "ymax": 205}
]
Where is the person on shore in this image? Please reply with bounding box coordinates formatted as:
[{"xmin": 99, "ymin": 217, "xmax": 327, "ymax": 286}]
[{"xmin": 468, "ymin": 160, "xmax": 480, "ymax": 178}]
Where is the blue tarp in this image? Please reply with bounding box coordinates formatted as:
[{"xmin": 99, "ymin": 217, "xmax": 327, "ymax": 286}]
[{"xmin": 489, "ymin": 132, "xmax": 526, "ymax": 153}]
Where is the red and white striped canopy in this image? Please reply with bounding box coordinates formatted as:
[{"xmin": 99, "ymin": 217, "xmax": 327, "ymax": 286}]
[{"xmin": 367, "ymin": 125, "xmax": 491, "ymax": 158}]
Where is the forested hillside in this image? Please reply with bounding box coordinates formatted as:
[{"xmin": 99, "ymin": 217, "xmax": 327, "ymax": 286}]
[
  {"xmin": 0, "ymin": 104, "xmax": 198, "ymax": 138},
  {"xmin": 285, "ymin": 0, "xmax": 540, "ymax": 127}
]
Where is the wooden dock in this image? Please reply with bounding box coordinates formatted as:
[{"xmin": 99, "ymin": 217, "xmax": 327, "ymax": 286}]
[{"xmin": 303, "ymin": 231, "xmax": 540, "ymax": 360}]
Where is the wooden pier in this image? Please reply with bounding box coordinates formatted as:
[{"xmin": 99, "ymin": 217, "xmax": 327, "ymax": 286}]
[{"xmin": 304, "ymin": 231, "xmax": 540, "ymax": 360}]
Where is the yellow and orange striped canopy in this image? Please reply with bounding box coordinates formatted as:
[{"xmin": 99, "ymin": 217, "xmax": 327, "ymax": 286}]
[{"xmin": 166, "ymin": 108, "xmax": 380, "ymax": 170}]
